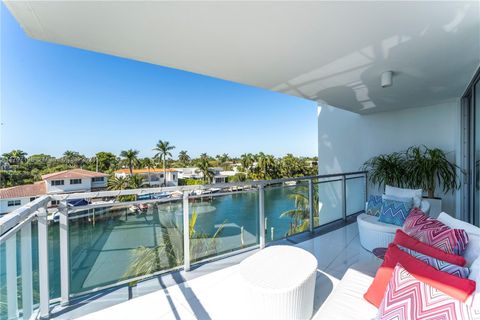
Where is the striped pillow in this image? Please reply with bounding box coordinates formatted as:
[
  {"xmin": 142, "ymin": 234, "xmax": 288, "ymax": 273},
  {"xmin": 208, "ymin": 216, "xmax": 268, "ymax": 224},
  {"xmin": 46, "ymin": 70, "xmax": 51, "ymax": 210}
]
[
  {"xmin": 403, "ymin": 208, "xmax": 469, "ymax": 256},
  {"xmin": 378, "ymin": 264, "xmax": 477, "ymax": 320},
  {"xmin": 366, "ymin": 195, "xmax": 382, "ymax": 216},
  {"xmin": 397, "ymin": 245, "xmax": 470, "ymax": 278},
  {"xmin": 378, "ymin": 198, "xmax": 413, "ymax": 226}
]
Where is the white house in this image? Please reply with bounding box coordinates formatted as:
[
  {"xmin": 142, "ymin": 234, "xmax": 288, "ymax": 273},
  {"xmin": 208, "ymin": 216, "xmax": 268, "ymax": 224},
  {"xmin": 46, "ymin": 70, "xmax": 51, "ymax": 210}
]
[
  {"xmin": 0, "ymin": 169, "xmax": 109, "ymax": 214},
  {"xmin": 176, "ymin": 167, "xmax": 237, "ymax": 184},
  {"xmin": 114, "ymin": 168, "xmax": 178, "ymax": 187}
]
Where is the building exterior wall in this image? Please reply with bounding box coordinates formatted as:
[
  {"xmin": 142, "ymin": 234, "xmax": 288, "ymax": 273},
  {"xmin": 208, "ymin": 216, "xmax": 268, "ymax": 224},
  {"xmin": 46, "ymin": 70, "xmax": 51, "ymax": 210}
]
[
  {"xmin": 45, "ymin": 178, "xmax": 92, "ymax": 193},
  {"xmin": 317, "ymin": 100, "xmax": 461, "ymax": 216},
  {"xmin": 0, "ymin": 197, "xmax": 32, "ymax": 214}
]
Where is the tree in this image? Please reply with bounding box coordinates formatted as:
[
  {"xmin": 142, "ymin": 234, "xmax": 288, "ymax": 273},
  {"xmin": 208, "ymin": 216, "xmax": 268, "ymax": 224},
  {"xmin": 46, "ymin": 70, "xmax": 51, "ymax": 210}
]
[
  {"xmin": 108, "ymin": 175, "xmax": 130, "ymax": 190},
  {"xmin": 178, "ymin": 150, "xmax": 190, "ymax": 167},
  {"xmin": 120, "ymin": 149, "xmax": 140, "ymax": 175},
  {"xmin": 2, "ymin": 150, "xmax": 28, "ymax": 165},
  {"xmin": 93, "ymin": 152, "xmax": 118, "ymax": 173},
  {"xmin": 240, "ymin": 153, "xmax": 254, "ymax": 179},
  {"xmin": 140, "ymin": 158, "xmax": 156, "ymax": 186},
  {"xmin": 216, "ymin": 153, "xmax": 230, "ymax": 170},
  {"xmin": 153, "ymin": 140, "xmax": 175, "ymax": 186},
  {"xmin": 61, "ymin": 151, "xmax": 87, "ymax": 168},
  {"xmin": 197, "ymin": 157, "xmax": 214, "ymax": 184},
  {"xmin": 128, "ymin": 174, "xmax": 145, "ymax": 189},
  {"xmin": 280, "ymin": 185, "xmax": 319, "ymax": 235}
]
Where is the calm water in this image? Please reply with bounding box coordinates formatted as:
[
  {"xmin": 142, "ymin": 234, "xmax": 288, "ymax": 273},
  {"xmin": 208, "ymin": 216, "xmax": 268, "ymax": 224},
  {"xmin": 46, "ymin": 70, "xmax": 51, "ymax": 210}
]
[{"xmin": 0, "ymin": 185, "xmax": 307, "ymax": 316}]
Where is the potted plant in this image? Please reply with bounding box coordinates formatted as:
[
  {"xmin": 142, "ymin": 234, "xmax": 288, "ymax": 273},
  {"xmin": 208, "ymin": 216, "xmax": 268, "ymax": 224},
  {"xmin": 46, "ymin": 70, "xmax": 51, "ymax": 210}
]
[
  {"xmin": 403, "ymin": 146, "xmax": 462, "ymax": 217},
  {"xmin": 362, "ymin": 151, "xmax": 406, "ymax": 190}
]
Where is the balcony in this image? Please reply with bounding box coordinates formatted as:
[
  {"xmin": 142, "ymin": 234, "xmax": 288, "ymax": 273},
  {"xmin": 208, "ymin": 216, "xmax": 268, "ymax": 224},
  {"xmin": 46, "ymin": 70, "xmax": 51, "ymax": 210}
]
[{"xmin": 0, "ymin": 172, "xmax": 368, "ymax": 319}]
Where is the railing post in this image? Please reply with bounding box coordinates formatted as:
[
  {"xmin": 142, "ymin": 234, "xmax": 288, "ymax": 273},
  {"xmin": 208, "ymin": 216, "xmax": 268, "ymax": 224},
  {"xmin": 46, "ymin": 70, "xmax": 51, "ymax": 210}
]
[
  {"xmin": 59, "ymin": 201, "xmax": 70, "ymax": 305},
  {"xmin": 364, "ymin": 172, "xmax": 368, "ymax": 205},
  {"xmin": 6, "ymin": 233, "xmax": 18, "ymax": 320},
  {"xmin": 21, "ymin": 222, "xmax": 33, "ymax": 320},
  {"xmin": 37, "ymin": 206, "xmax": 50, "ymax": 319},
  {"xmin": 258, "ymin": 184, "xmax": 265, "ymax": 249},
  {"xmin": 183, "ymin": 191, "xmax": 190, "ymax": 271},
  {"xmin": 341, "ymin": 175, "xmax": 347, "ymax": 221},
  {"xmin": 308, "ymin": 179, "xmax": 314, "ymax": 232}
]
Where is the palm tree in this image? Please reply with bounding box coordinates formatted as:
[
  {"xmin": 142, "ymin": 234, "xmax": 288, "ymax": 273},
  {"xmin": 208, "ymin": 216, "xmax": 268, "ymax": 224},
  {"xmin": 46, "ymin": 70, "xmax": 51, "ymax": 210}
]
[
  {"xmin": 120, "ymin": 149, "xmax": 140, "ymax": 175},
  {"xmin": 240, "ymin": 153, "xmax": 254, "ymax": 179},
  {"xmin": 108, "ymin": 175, "xmax": 130, "ymax": 190},
  {"xmin": 280, "ymin": 185, "xmax": 319, "ymax": 235},
  {"xmin": 128, "ymin": 174, "xmax": 145, "ymax": 189},
  {"xmin": 178, "ymin": 150, "xmax": 190, "ymax": 167},
  {"xmin": 153, "ymin": 140, "xmax": 175, "ymax": 186},
  {"xmin": 2, "ymin": 150, "xmax": 27, "ymax": 165},
  {"xmin": 141, "ymin": 158, "xmax": 156, "ymax": 186},
  {"xmin": 197, "ymin": 157, "xmax": 214, "ymax": 183}
]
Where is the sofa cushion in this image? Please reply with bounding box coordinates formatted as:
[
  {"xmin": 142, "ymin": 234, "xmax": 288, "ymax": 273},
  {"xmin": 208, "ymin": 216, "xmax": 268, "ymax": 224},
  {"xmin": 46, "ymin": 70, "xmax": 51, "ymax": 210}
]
[
  {"xmin": 403, "ymin": 209, "xmax": 469, "ymax": 256},
  {"xmin": 385, "ymin": 185, "xmax": 422, "ymax": 208},
  {"xmin": 378, "ymin": 264, "xmax": 477, "ymax": 320},
  {"xmin": 437, "ymin": 212, "xmax": 480, "ymax": 266},
  {"xmin": 378, "ymin": 198, "xmax": 413, "ymax": 226},
  {"xmin": 364, "ymin": 244, "xmax": 476, "ymax": 308},
  {"xmin": 365, "ymin": 195, "xmax": 382, "ymax": 216},
  {"xmin": 397, "ymin": 245, "xmax": 470, "ymax": 278},
  {"xmin": 393, "ymin": 230, "xmax": 466, "ymax": 266}
]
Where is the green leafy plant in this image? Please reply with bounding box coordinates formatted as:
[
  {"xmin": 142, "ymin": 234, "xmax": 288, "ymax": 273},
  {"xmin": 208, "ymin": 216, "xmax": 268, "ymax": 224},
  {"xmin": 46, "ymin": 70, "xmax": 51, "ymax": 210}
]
[
  {"xmin": 363, "ymin": 146, "xmax": 462, "ymax": 198},
  {"xmin": 404, "ymin": 146, "xmax": 461, "ymax": 198},
  {"xmin": 362, "ymin": 152, "xmax": 406, "ymax": 188}
]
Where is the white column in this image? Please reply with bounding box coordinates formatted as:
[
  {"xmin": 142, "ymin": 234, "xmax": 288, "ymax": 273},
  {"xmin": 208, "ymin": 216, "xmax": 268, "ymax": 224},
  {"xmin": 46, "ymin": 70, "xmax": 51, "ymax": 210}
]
[
  {"xmin": 37, "ymin": 207, "xmax": 50, "ymax": 319},
  {"xmin": 21, "ymin": 223, "xmax": 33, "ymax": 320},
  {"xmin": 6, "ymin": 235, "xmax": 18, "ymax": 320},
  {"xmin": 59, "ymin": 201, "xmax": 70, "ymax": 305},
  {"xmin": 183, "ymin": 192, "xmax": 190, "ymax": 271}
]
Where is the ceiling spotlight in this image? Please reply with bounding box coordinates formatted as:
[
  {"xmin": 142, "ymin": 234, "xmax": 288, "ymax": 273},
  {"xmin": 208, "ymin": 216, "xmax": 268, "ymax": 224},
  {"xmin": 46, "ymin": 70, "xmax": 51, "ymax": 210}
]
[{"xmin": 381, "ymin": 71, "xmax": 393, "ymax": 88}]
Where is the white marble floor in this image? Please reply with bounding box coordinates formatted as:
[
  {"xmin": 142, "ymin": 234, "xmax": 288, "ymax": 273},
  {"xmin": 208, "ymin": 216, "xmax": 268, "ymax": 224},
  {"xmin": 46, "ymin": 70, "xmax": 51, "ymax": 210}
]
[{"xmin": 74, "ymin": 222, "xmax": 379, "ymax": 320}]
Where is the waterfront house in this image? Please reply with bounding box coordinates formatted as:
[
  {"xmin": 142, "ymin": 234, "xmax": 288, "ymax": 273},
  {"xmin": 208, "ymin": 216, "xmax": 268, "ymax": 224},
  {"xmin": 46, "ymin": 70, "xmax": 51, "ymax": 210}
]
[
  {"xmin": 114, "ymin": 168, "xmax": 179, "ymax": 187},
  {"xmin": 1, "ymin": 2, "xmax": 479, "ymax": 320},
  {"xmin": 0, "ymin": 169, "xmax": 108, "ymax": 214}
]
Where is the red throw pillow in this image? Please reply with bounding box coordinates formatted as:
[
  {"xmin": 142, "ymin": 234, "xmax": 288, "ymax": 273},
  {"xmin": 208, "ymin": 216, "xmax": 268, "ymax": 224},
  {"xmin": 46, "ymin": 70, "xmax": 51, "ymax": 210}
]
[
  {"xmin": 364, "ymin": 244, "xmax": 476, "ymax": 308},
  {"xmin": 393, "ymin": 229, "xmax": 466, "ymax": 266}
]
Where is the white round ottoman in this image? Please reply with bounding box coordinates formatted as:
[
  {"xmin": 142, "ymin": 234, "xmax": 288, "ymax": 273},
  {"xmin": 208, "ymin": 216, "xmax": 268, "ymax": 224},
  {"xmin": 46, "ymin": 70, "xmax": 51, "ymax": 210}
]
[{"xmin": 239, "ymin": 245, "xmax": 318, "ymax": 320}]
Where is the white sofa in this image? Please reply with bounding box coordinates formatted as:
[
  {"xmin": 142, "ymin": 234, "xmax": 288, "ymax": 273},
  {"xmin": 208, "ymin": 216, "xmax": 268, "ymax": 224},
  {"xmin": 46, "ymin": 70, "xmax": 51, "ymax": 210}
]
[{"xmin": 357, "ymin": 200, "xmax": 430, "ymax": 252}]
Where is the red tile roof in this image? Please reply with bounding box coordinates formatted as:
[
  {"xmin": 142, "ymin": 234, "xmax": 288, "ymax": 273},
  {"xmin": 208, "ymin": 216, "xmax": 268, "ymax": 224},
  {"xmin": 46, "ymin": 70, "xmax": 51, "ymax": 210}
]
[
  {"xmin": 114, "ymin": 168, "xmax": 178, "ymax": 174},
  {"xmin": 0, "ymin": 181, "xmax": 46, "ymax": 199},
  {"xmin": 41, "ymin": 169, "xmax": 108, "ymax": 180}
]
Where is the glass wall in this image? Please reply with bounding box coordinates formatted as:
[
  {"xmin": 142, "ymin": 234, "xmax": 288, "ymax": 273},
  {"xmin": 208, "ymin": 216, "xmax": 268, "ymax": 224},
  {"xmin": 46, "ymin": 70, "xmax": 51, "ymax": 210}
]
[
  {"xmin": 68, "ymin": 199, "xmax": 183, "ymax": 294},
  {"xmin": 189, "ymin": 191, "xmax": 259, "ymax": 262}
]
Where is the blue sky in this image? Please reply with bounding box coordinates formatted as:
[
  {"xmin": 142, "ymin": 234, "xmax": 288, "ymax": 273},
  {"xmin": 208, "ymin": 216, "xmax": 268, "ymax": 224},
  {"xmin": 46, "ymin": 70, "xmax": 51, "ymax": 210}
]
[{"xmin": 0, "ymin": 4, "xmax": 317, "ymax": 159}]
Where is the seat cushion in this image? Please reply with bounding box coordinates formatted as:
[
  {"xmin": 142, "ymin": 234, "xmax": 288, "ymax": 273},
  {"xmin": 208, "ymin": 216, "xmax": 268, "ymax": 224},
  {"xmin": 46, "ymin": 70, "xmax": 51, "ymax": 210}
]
[
  {"xmin": 357, "ymin": 213, "xmax": 402, "ymax": 234},
  {"xmin": 313, "ymin": 268, "xmax": 378, "ymax": 320},
  {"xmin": 385, "ymin": 185, "xmax": 422, "ymax": 208}
]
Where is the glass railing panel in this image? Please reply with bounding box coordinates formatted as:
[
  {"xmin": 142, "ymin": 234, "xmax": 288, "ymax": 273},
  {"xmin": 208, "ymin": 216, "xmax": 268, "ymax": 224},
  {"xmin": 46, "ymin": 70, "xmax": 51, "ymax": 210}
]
[
  {"xmin": 316, "ymin": 178, "xmax": 343, "ymax": 226},
  {"xmin": 189, "ymin": 189, "xmax": 259, "ymax": 263},
  {"xmin": 68, "ymin": 198, "xmax": 183, "ymax": 295},
  {"xmin": 265, "ymin": 181, "xmax": 310, "ymax": 242},
  {"xmin": 346, "ymin": 176, "xmax": 366, "ymax": 216},
  {"xmin": 0, "ymin": 240, "xmax": 7, "ymax": 320}
]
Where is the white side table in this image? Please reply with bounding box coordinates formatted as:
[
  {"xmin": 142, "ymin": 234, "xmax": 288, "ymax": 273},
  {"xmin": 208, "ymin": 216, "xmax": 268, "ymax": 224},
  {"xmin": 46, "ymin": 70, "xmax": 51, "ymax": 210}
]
[{"xmin": 239, "ymin": 245, "xmax": 318, "ymax": 320}]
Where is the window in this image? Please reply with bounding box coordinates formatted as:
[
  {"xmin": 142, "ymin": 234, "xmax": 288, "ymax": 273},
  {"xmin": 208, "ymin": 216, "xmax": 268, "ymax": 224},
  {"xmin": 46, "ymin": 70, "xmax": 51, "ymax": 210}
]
[
  {"xmin": 51, "ymin": 180, "xmax": 64, "ymax": 186},
  {"xmin": 30, "ymin": 197, "xmax": 36, "ymax": 202},
  {"xmin": 70, "ymin": 178, "xmax": 82, "ymax": 184},
  {"xmin": 92, "ymin": 177, "xmax": 104, "ymax": 182},
  {"xmin": 7, "ymin": 200, "xmax": 21, "ymax": 207},
  {"xmin": 160, "ymin": 174, "xmax": 164, "ymax": 178},
  {"xmin": 172, "ymin": 174, "xmax": 176, "ymax": 180},
  {"xmin": 50, "ymin": 200, "xmax": 59, "ymax": 206}
]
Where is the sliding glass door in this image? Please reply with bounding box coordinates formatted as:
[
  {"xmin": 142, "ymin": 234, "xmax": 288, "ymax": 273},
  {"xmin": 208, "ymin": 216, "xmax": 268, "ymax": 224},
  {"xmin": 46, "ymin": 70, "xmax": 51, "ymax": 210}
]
[{"xmin": 463, "ymin": 69, "xmax": 480, "ymax": 227}]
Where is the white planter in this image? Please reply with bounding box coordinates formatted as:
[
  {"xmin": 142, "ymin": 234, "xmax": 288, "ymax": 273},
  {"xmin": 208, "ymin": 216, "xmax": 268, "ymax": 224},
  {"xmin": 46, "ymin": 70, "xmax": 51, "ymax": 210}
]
[{"xmin": 425, "ymin": 197, "xmax": 442, "ymax": 218}]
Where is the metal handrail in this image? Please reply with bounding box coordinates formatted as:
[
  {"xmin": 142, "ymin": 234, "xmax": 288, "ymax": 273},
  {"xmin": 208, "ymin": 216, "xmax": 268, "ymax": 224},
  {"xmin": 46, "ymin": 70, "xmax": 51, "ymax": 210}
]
[{"xmin": 0, "ymin": 170, "xmax": 368, "ymax": 319}]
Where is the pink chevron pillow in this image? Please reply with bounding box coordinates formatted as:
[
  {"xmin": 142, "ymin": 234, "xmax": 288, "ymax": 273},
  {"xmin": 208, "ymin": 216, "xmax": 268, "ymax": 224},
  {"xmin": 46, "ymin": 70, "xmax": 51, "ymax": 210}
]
[
  {"xmin": 378, "ymin": 264, "xmax": 476, "ymax": 320},
  {"xmin": 403, "ymin": 208, "xmax": 469, "ymax": 256}
]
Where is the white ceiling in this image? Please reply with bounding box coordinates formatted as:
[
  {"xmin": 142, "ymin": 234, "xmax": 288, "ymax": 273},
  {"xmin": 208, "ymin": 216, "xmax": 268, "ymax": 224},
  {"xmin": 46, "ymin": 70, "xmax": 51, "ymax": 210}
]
[{"xmin": 5, "ymin": 1, "xmax": 480, "ymax": 114}]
